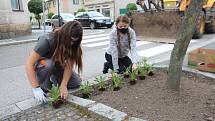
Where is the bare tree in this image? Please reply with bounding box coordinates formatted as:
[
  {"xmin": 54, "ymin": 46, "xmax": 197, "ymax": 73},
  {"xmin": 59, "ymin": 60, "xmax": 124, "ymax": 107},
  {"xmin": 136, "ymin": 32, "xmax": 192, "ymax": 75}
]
[{"xmin": 167, "ymin": 0, "xmax": 204, "ymax": 90}]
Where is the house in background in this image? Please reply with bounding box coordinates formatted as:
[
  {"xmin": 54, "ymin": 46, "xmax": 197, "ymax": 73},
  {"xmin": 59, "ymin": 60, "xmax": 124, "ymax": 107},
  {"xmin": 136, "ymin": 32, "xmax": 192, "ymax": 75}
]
[
  {"xmin": 114, "ymin": 0, "xmax": 141, "ymax": 18},
  {"xmin": 0, "ymin": 0, "xmax": 31, "ymax": 39},
  {"xmin": 84, "ymin": 0, "xmax": 114, "ymax": 19},
  {"xmin": 46, "ymin": 0, "xmax": 141, "ymax": 20},
  {"xmin": 46, "ymin": 0, "xmax": 84, "ymax": 15},
  {"xmin": 84, "ymin": 0, "xmax": 141, "ymax": 20}
]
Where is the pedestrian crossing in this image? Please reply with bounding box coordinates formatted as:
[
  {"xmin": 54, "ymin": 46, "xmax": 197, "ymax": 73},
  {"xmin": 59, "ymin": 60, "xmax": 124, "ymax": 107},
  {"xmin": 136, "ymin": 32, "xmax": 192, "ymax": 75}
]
[{"xmin": 82, "ymin": 33, "xmax": 197, "ymax": 59}]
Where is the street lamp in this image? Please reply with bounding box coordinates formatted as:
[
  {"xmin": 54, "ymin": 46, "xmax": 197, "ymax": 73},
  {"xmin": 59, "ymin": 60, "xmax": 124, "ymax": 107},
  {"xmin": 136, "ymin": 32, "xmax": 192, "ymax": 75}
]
[
  {"xmin": 42, "ymin": 0, "xmax": 46, "ymax": 33},
  {"xmin": 57, "ymin": 0, "xmax": 61, "ymax": 27}
]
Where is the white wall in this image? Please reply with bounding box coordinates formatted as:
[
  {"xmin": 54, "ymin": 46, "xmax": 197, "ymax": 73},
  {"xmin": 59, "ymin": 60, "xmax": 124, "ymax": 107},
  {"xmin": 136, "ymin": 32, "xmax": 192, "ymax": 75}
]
[
  {"xmin": 0, "ymin": 0, "xmax": 30, "ymax": 25},
  {"xmin": 68, "ymin": 0, "xmax": 84, "ymax": 14},
  {"xmin": 114, "ymin": 0, "xmax": 141, "ymax": 20}
]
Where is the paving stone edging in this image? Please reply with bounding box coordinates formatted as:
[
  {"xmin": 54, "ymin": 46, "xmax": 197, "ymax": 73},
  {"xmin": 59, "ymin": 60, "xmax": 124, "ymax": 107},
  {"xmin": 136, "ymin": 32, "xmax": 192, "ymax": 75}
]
[
  {"xmin": 1, "ymin": 66, "xmax": 214, "ymax": 120},
  {"xmin": 154, "ymin": 65, "xmax": 215, "ymax": 80},
  {"xmin": 67, "ymin": 73, "xmax": 147, "ymax": 121},
  {"xmin": 65, "ymin": 65, "xmax": 215, "ymax": 121}
]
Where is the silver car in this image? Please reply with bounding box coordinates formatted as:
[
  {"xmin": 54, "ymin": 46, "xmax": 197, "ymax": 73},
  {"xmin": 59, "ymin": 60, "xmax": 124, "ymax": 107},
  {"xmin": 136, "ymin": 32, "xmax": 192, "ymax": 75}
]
[{"xmin": 51, "ymin": 13, "xmax": 75, "ymax": 28}]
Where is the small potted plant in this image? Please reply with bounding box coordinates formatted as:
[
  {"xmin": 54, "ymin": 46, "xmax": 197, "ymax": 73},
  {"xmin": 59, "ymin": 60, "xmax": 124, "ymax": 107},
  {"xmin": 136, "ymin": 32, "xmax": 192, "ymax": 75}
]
[
  {"xmin": 95, "ymin": 76, "xmax": 106, "ymax": 91},
  {"xmin": 80, "ymin": 81, "xmax": 93, "ymax": 99},
  {"xmin": 124, "ymin": 66, "xmax": 131, "ymax": 78},
  {"xmin": 137, "ymin": 58, "xmax": 147, "ymax": 74},
  {"xmin": 48, "ymin": 84, "xmax": 65, "ymax": 109},
  {"xmin": 111, "ymin": 72, "xmax": 122, "ymax": 91},
  {"xmin": 129, "ymin": 70, "xmax": 137, "ymax": 85},
  {"xmin": 138, "ymin": 68, "xmax": 146, "ymax": 80},
  {"xmin": 144, "ymin": 63, "xmax": 154, "ymax": 76}
]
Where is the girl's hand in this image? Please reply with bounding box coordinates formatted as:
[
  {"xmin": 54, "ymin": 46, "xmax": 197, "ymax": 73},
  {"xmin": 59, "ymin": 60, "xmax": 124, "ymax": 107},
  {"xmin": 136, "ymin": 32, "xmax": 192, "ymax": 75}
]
[
  {"xmin": 60, "ymin": 85, "xmax": 68, "ymax": 100},
  {"xmin": 132, "ymin": 64, "xmax": 137, "ymax": 70}
]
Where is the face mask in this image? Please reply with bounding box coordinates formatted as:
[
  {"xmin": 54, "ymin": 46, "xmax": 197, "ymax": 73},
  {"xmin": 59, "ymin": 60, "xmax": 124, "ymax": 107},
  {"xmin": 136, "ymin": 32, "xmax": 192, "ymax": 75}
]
[{"xmin": 117, "ymin": 27, "xmax": 129, "ymax": 34}]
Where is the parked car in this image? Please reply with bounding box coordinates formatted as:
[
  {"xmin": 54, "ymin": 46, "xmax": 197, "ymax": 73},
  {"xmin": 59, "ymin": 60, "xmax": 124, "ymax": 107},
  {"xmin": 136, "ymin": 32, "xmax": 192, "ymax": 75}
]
[
  {"xmin": 44, "ymin": 19, "xmax": 51, "ymax": 26},
  {"xmin": 51, "ymin": 13, "xmax": 75, "ymax": 28},
  {"xmin": 75, "ymin": 11, "xmax": 114, "ymax": 29}
]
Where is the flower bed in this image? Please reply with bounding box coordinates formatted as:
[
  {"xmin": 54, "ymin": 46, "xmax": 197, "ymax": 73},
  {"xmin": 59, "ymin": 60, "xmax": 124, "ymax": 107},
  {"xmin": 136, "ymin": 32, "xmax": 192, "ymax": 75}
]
[{"xmin": 75, "ymin": 68, "xmax": 215, "ymax": 121}]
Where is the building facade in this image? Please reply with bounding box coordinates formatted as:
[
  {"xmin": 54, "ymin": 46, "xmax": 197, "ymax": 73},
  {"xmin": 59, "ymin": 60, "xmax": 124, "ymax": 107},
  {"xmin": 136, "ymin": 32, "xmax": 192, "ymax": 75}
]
[
  {"xmin": 84, "ymin": 0, "xmax": 115, "ymax": 19},
  {"xmin": 84, "ymin": 0, "xmax": 141, "ymax": 20},
  {"xmin": 46, "ymin": 0, "xmax": 84, "ymax": 14},
  {"xmin": 114, "ymin": 0, "xmax": 141, "ymax": 19},
  {"xmin": 0, "ymin": 0, "xmax": 31, "ymax": 39}
]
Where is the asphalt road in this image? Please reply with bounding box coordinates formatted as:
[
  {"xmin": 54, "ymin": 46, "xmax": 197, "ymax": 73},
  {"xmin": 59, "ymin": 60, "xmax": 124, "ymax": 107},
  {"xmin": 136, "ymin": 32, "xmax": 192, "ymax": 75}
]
[{"xmin": 0, "ymin": 27, "xmax": 215, "ymax": 109}]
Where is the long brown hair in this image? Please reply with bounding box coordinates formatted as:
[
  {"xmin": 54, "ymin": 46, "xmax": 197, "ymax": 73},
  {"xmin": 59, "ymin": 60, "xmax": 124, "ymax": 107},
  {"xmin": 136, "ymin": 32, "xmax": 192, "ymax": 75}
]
[
  {"xmin": 52, "ymin": 21, "xmax": 83, "ymax": 73},
  {"xmin": 116, "ymin": 15, "xmax": 131, "ymax": 55}
]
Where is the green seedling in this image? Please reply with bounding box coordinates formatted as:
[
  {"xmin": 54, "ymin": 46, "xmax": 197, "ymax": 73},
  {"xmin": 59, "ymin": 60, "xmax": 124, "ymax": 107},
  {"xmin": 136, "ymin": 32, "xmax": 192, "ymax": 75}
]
[
  {"xmin": 80, "ymin": 81, "xmax": 93, "ymax": 98},
  {"xmin": 48, "ymin": 84, "xmax": 64, "ymax": 109},
  {"xmin": 124, "ymin": 66, "xmax": 131, "ymax": 78},
  {"xmin": 130, "ymin": 70, "xmax": 137, "ymax": 81},
  {"xmin": 111, "ymin": 72, "xmax": 122, "ymax": 91},
  {"xmin": 144, "ymin": 63, "xmax": 154, "ymax": 76},
  {"xmin": 95, "ymin": 76, "xmax": 106, "ymax": 91},
  {"xmin": 129, "ymin": 70, "xmax": 137, "ymax": 85},
  {"xmin": 138, "ymin": 68, "xmax": 146, "ymax": 80}
]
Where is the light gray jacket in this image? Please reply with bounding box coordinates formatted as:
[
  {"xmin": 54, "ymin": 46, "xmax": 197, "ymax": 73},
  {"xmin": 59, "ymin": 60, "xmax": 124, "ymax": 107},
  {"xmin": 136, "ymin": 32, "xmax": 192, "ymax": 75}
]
[{"xmin": 106, "ymin": 27, "xmax": 138, "ymax": 71}]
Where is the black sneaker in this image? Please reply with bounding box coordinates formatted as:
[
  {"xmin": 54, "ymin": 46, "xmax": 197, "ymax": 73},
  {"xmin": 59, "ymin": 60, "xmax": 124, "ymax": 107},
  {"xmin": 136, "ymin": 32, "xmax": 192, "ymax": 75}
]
[{"xmin": 103, "ymin": 62, "xmax": 109, "ymax": 74}]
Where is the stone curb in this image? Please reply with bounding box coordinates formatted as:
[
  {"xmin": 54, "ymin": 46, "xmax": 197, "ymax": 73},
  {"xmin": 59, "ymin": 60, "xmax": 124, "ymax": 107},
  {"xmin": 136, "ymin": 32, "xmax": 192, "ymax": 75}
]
[
  {"xmin": 0, "ymin": 97, "xmax": 42, "ymax": 119},
  {"xmin": 67, "ymin": 73, "xmax": 147, "ymax": 121},
  {"xmin": 0, "ymin": 39, "xmax": 37, "ymax": 47},
  {"xmin": 0, "ymin": 73, "xmax": 111, "ymax": 119},
  {"xmin": 154, "ymin": 65, "xmax": 215, "ymax": 80},
  {"xmin": 66, "ymin": 65, "xmax": 215, "ymax": 121},
  {"xmin": 0, "ymin": 105, "xmax": 21, "ymax": 118}
]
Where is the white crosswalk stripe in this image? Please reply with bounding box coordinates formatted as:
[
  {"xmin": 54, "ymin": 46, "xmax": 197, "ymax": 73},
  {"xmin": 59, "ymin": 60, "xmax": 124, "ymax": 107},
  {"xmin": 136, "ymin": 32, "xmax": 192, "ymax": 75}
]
[
  {"xmin": 138, "ymin": 44, "xmax": 173, "ymax": 57},
  {"xmin": 83, "ymin": 34, "xmax": 109, "ymax": 39},
  {"xmin": 82, "ymin": 33, "xmax": 198, "ymax": 60},
  {"xmin": 84, "ymin": 41, "xmax": 109, "ymax": 47},
  {"xmin": 82, "ymin": 36, "xmax": 109, "ymax": 44},
  {"xmin": 138, "ymin": 40, "xmax": 197, "ymax": 57}
]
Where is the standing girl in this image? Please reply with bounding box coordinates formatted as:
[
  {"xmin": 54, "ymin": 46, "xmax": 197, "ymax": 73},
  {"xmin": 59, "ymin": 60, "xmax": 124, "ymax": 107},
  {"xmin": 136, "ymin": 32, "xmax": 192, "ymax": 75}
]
[
  {"xmin": 103, "ymin": 15, "xmax": 138, "ymax": 74},
  {"xmin": 26, "ymin": 21, "xmax": 83, "ymax": 103}
]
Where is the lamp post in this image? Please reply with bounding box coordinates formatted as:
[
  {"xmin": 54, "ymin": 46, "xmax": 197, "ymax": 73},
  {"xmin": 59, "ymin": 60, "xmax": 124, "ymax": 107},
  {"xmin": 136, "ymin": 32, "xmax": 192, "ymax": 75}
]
[
  {"xmin": 42, "ymin": 0, "xmax": 46, "ymax": 32},
  {"xmin": 57, "ymin": 0, "xmax": 61, "ymax": 27}
]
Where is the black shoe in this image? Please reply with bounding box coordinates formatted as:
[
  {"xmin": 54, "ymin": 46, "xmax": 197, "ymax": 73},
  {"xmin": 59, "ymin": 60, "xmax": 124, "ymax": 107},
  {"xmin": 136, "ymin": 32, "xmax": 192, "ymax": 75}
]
[{"xmin": 103, "ymin": 62, "xmax": 109, "ymax": 74}]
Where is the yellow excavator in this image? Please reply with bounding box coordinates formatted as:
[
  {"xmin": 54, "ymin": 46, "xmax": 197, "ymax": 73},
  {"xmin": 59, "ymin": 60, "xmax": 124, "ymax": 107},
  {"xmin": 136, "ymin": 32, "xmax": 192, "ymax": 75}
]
[{"xmin": 131, "ymin": 0, "xmax": 215, "ymax": 43}]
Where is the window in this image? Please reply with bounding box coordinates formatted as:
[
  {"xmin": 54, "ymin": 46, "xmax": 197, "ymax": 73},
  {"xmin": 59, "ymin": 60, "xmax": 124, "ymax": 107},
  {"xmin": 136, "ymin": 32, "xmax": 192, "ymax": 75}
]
[
  {"xmin": 11, "ymin": 0, "xmax": 23, "ymax": 11},
  {"xmin": 88, "ymin": 12, "xmax": 104, "ymax": 17},
  {"xmin": 82, "ymin": 14, "xmax": 89, "ymax": 18},
  {"xmin": 53, "ymin": 0, "xmax": 56, "ymax": 6},
  {"xmin": 96, "ymin": 9, "xmax": 100, "ymax": 12},
  {"xmin": 102, "ymin": 8, "xmax": 110, "ymax": 17},
  {"xmin": 73, "ymin": 0, "xmax": 79, "ymax": 5},
  {"xmin": 75, "ymin": 12, "xmax": 84, "ymax": 18}
]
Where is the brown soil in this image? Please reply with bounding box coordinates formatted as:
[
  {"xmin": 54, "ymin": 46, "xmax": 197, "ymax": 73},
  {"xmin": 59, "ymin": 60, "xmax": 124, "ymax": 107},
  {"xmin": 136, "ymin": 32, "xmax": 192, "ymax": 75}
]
[{"xmin": 91, "ymin": 70, "xmax": 215, "ymax": 121}]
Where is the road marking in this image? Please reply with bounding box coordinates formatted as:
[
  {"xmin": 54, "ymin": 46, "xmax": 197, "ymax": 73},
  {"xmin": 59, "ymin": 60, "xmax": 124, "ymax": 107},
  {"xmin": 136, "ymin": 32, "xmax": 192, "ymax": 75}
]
[
  {"xmin": 84, "ymin": 41, "xmax": 109, "ymax": 47},
  {"xmin": 83, "ymin": 34, "xmax": 109, "ymax": 39},
  {"xmin": 136, "ymin": 41, "xmax": 152, "ymax": 46},
  {"xmin": 82, "ymin": 36, "xmax": 109, "ymax": 44},
  {"xmin": 138, "ymin": 40, "xmax": 197, "ymax": 58},
  {"xmin": 83, "ymin": 40, "xmax": 152, "ymax": 48},
  {"xmin": 138, "ymin": 44, "xmax": 174, "ymax": 57},
  {"xmin": 103, "ymin": 41, "xmax": 152, "ymax": 50}
]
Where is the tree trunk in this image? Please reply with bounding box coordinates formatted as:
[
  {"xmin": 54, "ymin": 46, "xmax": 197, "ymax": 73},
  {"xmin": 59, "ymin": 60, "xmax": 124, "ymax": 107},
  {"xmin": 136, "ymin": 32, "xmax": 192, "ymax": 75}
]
[
  {"xmin": 37, "ymin": 19, "xmax": 41, "ymax": 29},
  {"xmin": 167, "ymin": 0, "xmax": 204, "ymax": 90}
]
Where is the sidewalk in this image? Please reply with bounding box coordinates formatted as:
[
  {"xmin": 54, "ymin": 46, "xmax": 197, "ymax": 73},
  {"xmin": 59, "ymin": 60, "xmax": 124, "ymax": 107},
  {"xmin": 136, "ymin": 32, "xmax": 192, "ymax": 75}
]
[
  {"xmin": 0, "ymin": 27, "xmax": 52, "ymax": 47},
  {"xmin": 1, "ymin": 103, "xmax": 96, "ymax": 121},
  {"xmin": 0, "ymin": 27, "xmax": 105, "ymax": 47}
]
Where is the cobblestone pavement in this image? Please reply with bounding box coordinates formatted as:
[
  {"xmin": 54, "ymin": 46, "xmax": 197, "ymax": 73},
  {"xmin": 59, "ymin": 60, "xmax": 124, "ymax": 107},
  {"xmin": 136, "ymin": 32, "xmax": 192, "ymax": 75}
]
[{"xmin": 1, "ymin": 104, "xmax": 98, "ymax": 121}]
